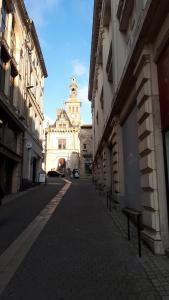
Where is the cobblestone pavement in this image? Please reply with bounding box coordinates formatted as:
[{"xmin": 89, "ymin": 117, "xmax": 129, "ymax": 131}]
[{"xmin": 0, "ymin": 180, "xmax": 168, "ymax": 299}]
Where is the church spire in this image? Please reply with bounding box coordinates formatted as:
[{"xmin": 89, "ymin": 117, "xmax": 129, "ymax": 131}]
[{"xmin": 69, "ymin": 76, "xmax": 78, "ymax": 98}]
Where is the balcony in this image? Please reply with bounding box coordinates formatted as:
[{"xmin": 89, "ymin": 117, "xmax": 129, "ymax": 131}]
[{"xmin": 0, "ymin": 26, "xmax": 10, "ymax": 59}]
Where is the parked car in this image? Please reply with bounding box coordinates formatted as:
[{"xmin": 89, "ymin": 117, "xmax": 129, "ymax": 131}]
[
  {"xmin": 73, "ymin": 169, "xmax": 80, "ymax": 179},
  {"xmin": 47, "ymin": 171, "xmax": 63, "ymax": 177}
]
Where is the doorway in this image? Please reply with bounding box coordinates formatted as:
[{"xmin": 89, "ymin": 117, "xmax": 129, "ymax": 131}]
[
  {"xmin": 32, "ymin": 158, "xmax": 37, "ymax": 183},
  {"xmin": 58, "ymin": 158, "xmax": 66, "ymax": 173}
]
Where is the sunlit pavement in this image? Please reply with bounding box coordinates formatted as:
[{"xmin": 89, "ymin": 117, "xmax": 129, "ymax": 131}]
[{"xmin": 0, "ymin": 178, "xmax": 168, "ymax": 299}]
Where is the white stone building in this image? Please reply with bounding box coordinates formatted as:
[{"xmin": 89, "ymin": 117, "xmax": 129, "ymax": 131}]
[
  {"xmin": 45, "ymin": 77, "xmax": 81, "ymax": 174},
  {"xmin": 89, "ymin": 0, "xmax": 169, "ymax": 254}
]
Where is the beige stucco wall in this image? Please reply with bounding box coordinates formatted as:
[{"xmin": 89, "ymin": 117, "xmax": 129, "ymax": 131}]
[{"xmin": 89, "ymin": 0, "xmax": 169, "ymax": 253}]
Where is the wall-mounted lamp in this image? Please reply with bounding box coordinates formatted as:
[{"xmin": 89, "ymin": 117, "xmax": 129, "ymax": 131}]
[{"xmin": 0, "ymin": 119, "xmax": 3, "ymax": 127}]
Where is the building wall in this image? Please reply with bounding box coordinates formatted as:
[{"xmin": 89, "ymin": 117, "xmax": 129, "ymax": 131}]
[
  {"xmin": 0, "ymin": 0, "xmax": 47, "ymax": 192},
  {"xmin": 89, "ymin": 0, "xmax": 169, "ymax": 253},
  {"xmin": 79, "ymin": 125, "xmax": 92, "ymax": 176},
  {"xmin": 46, "ymin": 128, "xmax": 80, "ymax": 173}
]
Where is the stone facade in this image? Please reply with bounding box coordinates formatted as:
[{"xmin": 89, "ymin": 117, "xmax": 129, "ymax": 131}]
[
  {"xmin": 89, "ymin": 0, "xmax": 169, "ymax": 254},
  {"xmin": 45, "ymin": 77, "xmax": 81, "ymax": 175},
  {"xmin": 0, "ymin": 0, "xmax": 47, "ymax": 193},
  {"xmin": 79, "ymin": 125, "xmax": 92, "ymax": 177}
]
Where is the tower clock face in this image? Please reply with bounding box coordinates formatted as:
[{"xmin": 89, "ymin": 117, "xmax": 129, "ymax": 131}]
[{"xmin": 71, "ymin": 113, "xmax": 75, "ymax": 119}]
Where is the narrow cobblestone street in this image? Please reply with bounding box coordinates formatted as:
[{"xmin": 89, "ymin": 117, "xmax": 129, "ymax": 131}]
[{"xmin": 0, "ymin": 178, "xmax": 169, "ymax": 299}]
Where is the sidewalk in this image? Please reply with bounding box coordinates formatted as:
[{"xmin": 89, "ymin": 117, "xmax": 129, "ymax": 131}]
[
  {"xmin": 98, "ymin": 189, "xmax": 169, "ymax": 299},
  {"xmin": 2, "ymin": 184, "xmax": 42, "ymax": 205},
  {"xmin": 1, "ymin": 179, "xmax": 167, "ymax": 300},
  {"xmin": 1, "ymin": 177, "xmax": 59, "ymax": 205}
]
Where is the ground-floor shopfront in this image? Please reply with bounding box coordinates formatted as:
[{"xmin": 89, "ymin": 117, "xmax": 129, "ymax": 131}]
[
  {"xmin": 0, "ymin": 104, "xmax": 23, "ymax": 194},
  {"xmin": 22, "ymin": 130, "xmax": 43, "ymax": 189}
]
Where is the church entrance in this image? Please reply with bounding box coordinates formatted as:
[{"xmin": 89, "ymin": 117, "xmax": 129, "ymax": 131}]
[{"xmin": 58, "ymin": 158, "xmax": 66, "ymax": 174}]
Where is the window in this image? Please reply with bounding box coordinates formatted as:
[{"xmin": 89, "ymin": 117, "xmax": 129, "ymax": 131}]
[
  {"xmin": 11, "ymin": 17, "xmax": 16, "ymax": 56},
  {"xmin": 59, "ymin": 123, "xmax": 66, "ymax": 128},
  {"xmin": 83, "ymin": 144, "xmax": 87, "ymax": 149},
  {"xmin": 76, "ymin": 107, "xmax": 78, "ymax": 112},
  {"xmin": 117, "ymin": 0, "xmax": 134, "ymax": 32},
  {"xmin": 31, "ymin": 74, "xmax": 36, "ymax": 96},
  {"xmin": 1, "ymin": 0, "xmax": 7, "ymax": 33},
  {"xmin": 96, "ymin": 111, "xmax": 99, "ymax": 125},
  {"xmin": 0, "ymin": 46, "xmax": 10, "ymax": 92},
  {"xmin": 0, "ymin": 56, "xmax": 6, "ymax": 92},
  {"xmin": 106, "ymin": 44, "xmax": 113, "ymax": 83},
  {"xmin": 9, "ymin": 63, "xmax": 18, "ymax": 104},
  {"xmin": 58, "ymin": 139, "xmax": 66, "ymax": 149},
  {"xmin": 100, "ymin": 88, "xmax": 104, "ymax": 110},
  {"xmin": 102, "ymin": 0, "xmax": 111, "ymax": 27}
]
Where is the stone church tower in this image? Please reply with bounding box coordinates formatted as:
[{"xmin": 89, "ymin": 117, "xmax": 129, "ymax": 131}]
[
  {"xmin": 45, "ymin": 77, "xmax": 81, "ymax": 174},
  {"xmin": 66, "ymin": 77, "xmax": 81, "ymax": 127}
]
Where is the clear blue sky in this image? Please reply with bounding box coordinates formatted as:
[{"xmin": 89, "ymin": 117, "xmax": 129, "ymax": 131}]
[{"xmin": 24, "ymin": 0, "xmax": 94, "ymax": 125}]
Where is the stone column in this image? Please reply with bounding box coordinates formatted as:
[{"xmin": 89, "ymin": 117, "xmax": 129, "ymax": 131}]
[
  {"xmin": 102, "ymin": 144, "xmax": 112, "ymax": 192},
  {"xmin": 111, "ymin": 120, "xmax": 120, "ymax": 194},
  {"xmin": 134, "ymin": 47, "xmax": 169, "ymax": 254},
  {"xmin": 4, "ymin": 62, "xmax": 11, "ymax": 97}
]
